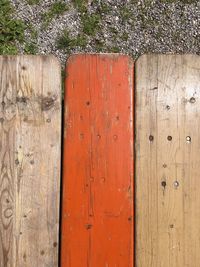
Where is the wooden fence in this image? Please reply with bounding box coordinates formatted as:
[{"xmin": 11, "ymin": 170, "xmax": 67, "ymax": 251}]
[{"xmin": 0, "ymin": 54, "xmax": 199, "ymax": 267}]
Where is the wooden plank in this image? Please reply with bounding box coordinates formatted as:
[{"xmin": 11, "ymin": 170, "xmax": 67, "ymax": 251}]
[
  {"xmin": 135, "ymin": 54, "xmax": 200, "ymax": 266},
  {"xmin": 0, "ymin": 55, "xmax": 61, "ymax": 267},
  {"xmin": 61, "ymin": 54, "xmax": 134, "ymax": 267}
]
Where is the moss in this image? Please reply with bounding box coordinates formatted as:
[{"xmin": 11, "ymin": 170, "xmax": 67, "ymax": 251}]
[
  {"xmin": 61, "ymin": 68, "xmax": 66, "ymax": 97},
  {"xmin": 42, "ymin": 1, "xmax": 69, "ymax": 28},
  {"xmin": 57, "ymin": 29, "xmax": 87, "ymax": 52},
  {"xmin": 0, "ymin": 0, "xmax": 25, "ymax": 55}
]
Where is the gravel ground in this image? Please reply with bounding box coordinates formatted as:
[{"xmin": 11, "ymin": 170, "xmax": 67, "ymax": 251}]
[{"xmin": 10, "ymin": 0, "xmax": 200, "ymax": 65}]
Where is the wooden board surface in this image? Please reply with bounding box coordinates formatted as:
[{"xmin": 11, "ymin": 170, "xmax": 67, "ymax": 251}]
[
  {"xmin": 135, "ymin": 54, "xmax": 200, "ymax": 267},
  {"xmin": 0, "ymin": 56, "xmax": 61, "ymax": 267},
  {"xmin": 61, "ymin": 54, "xmax": 134, "ymax": 267}
]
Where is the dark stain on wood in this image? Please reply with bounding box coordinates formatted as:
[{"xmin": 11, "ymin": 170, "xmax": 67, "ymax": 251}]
[
  {"xmin": 16, "ymin": 96, "xmax": 29, "ymax": 104},
  {"xmin": 85, "ymin": 224, "xmax": 93, "ymax": 230},
  {"xmin": 41, "ymin": 96, "xmax": 57, "ymax": 111},
  {"xmin": 53, "ymin": 242, "xmax": 57, "ymax": 248}
]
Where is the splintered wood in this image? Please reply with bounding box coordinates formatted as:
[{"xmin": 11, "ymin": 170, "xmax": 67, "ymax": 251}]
[
  {"xmin": 136, "ymin": 55, "xmax": 200, "ymax": 267},
  {"xmin": 61, "ymin": 54, "xmax": 134, "ymax": 267},
  {"xmin": 0, "ymin": 56, "xmax": 61, "ymax": 267}
]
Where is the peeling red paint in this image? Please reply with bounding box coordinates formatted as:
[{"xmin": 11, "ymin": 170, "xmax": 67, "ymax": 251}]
[{"xmin": 61, "ymin": 54, "xmax": 134, "ymax": 267}]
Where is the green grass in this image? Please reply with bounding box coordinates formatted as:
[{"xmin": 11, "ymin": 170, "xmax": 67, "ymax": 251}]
[
  {"xmin": 24, "ymin": 42, "xmax": 38, "ymax": 54},
  {"xmin": 99, "ymin": 2, "xmax": 110, "ymax": 13},
  {"xmin": 57, "ymin": 30, "xmax": 77, "ymax": 50},
  {"xmin": 109, "ymin": 46, "xmax": 121, "ymax": 53},
  {"xmin": 73, "ymin": 0, "xmax": 101, "ymax": 36},
  {"xmin": 82, "ymin": 14, "xmax": 101, "ymax": 35},
  {"xmin": 26, "ymin": 0, "xmax": 40, "ymax": 5},
  {"xmin": 0, "ymin": 0, "xmax": 39, "ymax": 55},
  {"xmin": 57, "ymin": 30, "xmax": 87, "ymax": 52},
  {"xmin": 94, "ymin": 39, "xmax": 104, "ymax": 52},
  {"xmin": 160, "ymin": 0, "xmax": 197, "ymax": 3},
  {"xmin": 73, "ymin": 0, "xmax": 87, "ymax": 13},
  {"xmin": 28, "ymin": 22, "xmax": 38, "ymax": 40},
  {"xmin": 120, "ymin": 6, "xmax": 134, "ymax": 22},
  {"xmin": 0, "ymin": 44, "xmax": 18, "ymax": 55},
  {"xmin": 42, "ymin": 1, "xmax": 69, "ymax": 28},
  {"xmin": 0, "ymin": 0, "xmax": 25, "ymax": 54},
  {"xmin": 23, "ymin": 22, "xmax": 38, "ymax": 54}
]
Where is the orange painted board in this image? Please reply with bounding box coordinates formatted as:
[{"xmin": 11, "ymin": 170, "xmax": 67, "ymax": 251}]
[{"xmin": 61, "ymin": 54, "xmax": 134, "ymax": 267}]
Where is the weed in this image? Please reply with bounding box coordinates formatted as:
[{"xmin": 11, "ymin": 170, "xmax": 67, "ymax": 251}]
[
  {"xmin": 94, "ymin": 39, "xmax": 104, "ymax": 52},
  {"xmin": 42, "ymin": 1, "xmax": 69, "ymax": 28},
  {"xmin": 0, "ymin": 0, "xmax": 25, "ymax": 55},
  {"xmin": 26, "ymin": 0, "xmax": 40, "ymax": 5},
  {"xmin": 24, "ymin": 42, "xmax": 38, "ymax": 54},
  {"xmin": 73, "ymin": 0, "xmax": 101, "ymax": 36},
  {"xmin": 0, "ymin": 44, "xmax": 18, "ymax": 55},
  {"xmin": 109, "ymin": 46, "xmax": 121, "ymax": 53},
  {"xmin": 160, "ymin": 0, "xmax": 197, "ymax": 3},
  {"xmin": 82, "ymin": 14, "xmax": 101, "ymax": 35},
  {"xmin": 57, "ymin": 30, "xmax": 87, "ymax": 52},
  {"xmin": 120, "ymin": 6, "xmax": 133, "ymax": 22},
  {"xmin": 73, "ymin": 0, "xmax": 87, "ymax": 13}
]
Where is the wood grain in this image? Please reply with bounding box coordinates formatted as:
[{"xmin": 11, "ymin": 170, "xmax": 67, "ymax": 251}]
[
  {"xmin": 135, "ymin": 54, "xmax": 200, "ymax": 267},
  {"xmin": 61, "ymin": 54, "xmax": 134, "ymax": 267},
  {"xmin": 0, "ymin": 55, "xmax": 61, "ymax": 267}
]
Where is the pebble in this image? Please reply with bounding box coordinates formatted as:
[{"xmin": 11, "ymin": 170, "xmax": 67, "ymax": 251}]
[{"xmin": 10, "ymin": 0, "xmax": 200, "ymax": 66}]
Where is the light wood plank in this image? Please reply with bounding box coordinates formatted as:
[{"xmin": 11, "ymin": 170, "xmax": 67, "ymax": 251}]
[
  {"xmin": 136, "ymin": 54, "xmax": 200, "ymax": 267},
  {"xmin": 0, "ymin": 55, "xmax": 61, "ymax": 267}
]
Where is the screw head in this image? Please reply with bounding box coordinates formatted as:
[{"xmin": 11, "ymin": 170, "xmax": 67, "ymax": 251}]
[
  {"xmin": 174, "ymin": 181, "xmax": 179, "ymax": 188},
  {"xmin": 149, "ymin": 135, "xmax": 154, "ymax": 141},
  {"xmin": 189, "ymin": 97, "xmax": 196, "ymax": 103},
  {"xmin": 167, "ymin": 136, "xmax": 172, "ymax": 141},
  {"xmin": 186, "ymin": 136, "xmax": 191, "ymax": 143}
]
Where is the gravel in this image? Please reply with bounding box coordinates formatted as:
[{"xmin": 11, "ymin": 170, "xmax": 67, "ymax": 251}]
[{"xmin": 10, "ymin": 0, "xmax": 200, "ymax": 65}]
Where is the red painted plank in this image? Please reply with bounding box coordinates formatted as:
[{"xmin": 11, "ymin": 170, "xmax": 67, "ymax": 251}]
[{"xmin": 61, "ymin": 54, "xmax": 134, "ymax": 267}]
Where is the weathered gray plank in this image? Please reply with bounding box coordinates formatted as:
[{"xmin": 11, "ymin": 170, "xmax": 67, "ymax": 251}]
[
  {"xmin": 0, "ymin": 55, "xmax": 61, "ymax": 267},
  {"xmin": 136, "ymin": 54, "xmax": 200, "ymax": 267}
]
